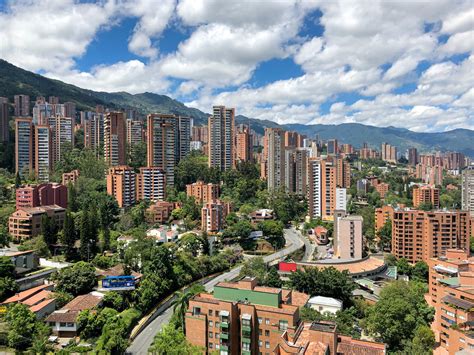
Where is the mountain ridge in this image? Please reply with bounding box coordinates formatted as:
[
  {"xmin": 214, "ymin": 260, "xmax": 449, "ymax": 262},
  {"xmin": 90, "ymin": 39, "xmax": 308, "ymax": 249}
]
[{"xmin": 1, "ymin": 59, "xmax": 473, "ymax": 157}]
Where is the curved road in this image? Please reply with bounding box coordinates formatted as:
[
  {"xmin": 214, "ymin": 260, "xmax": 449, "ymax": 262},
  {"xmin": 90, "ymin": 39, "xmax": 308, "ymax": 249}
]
[{"xmin": 126, "ymin": 227, "xmax": 305, "ymax": 354}]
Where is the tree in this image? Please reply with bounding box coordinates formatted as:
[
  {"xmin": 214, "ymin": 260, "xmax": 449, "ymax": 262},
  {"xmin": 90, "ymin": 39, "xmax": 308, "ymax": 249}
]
[
  {"xmin": 41, "ymin": 215, "xmax": 57, "ymax": 247},
  {"xmin": 239, "ymin": 257, "xmax": 268, "ymax": 284},
  {"xmin": 171, "ymin": 284, "xmax": 205, "ymax": 332},
  {"xmin": 471, "ymin": 236, "xmax": 474, "ymax": 254},
  {"xmin": 396, "ymin": 258, "xmax": 412, "ymax": 276},
  {"xmin": 384, "ymin": 254, "xmax": 398, "ymax": 267},
  {"xmin": 259, "ymin": 220, "xmax": 285, "ymax": 249},
  {"xmin": 96, "ymin": 308, "xmax": 141, "ymax": 354},
  {"xmin": 52, "ymin": 261, "xmax": 96, "ymax": 296},
  {"xmin": 0, "ymin": 256, "xmax": 15, "ymax": 277},
  {"xmin": 289, "ymin": 267, "xmax": 356, "ymax": 306},
  {"xmin": 0, "ymin": 276, "xmax": 18, "ymax": 302},
  {"xmin": 79, "ymin": 209, "xmax": 98, "ymax": 261},
  {"xmin": 265, "ymin": 266, "xmax": 282, "ymax": 288},
  {"xmin": 0, "ymin": 225, "xmax": 10, "ymax": 248},
  {"xmin": 77, "ymin": 307, "xmax": 118, "ymax": 340},
  {"xmin": 365, "ymin": 281, "xmax": 434, "ymax": 351},
  {"xmin": 418, "ymin": 202, "xmax": 433, "ymax": 211},
  {"xmin": 67, "ymin": 182, "xmax": 79, "ymax": 212},
  {"xmin": 5, "ymin": 303, "xmax": 38, "ymax": 350},
  {"xmin": 149, "ymin": 324, "xmax": 203, "ymax": 355},
  {"xmin": 15, "ymin": 172, "xmax": 21, "ymax": 188},
  {"xmin": 402, "ymin": 325, "xmax": 435, "ymax": 355},
  {"xmin": 51, "ymin": 291, "xmax": 73, "ymax": 308},
  {"xmin": 412, "ymin": 261, "xmax": 429, "ymax": 282},
  {"xmin": 102, "ymin": 291, "xmax": 127, "ymax": 312},
  {"xmin": 377, "ymin": 219, "xmax": 392, "ymax": 251},
  {"xmin": 62, "ymin": 211, "xmax": 76, "ymax": 261}
]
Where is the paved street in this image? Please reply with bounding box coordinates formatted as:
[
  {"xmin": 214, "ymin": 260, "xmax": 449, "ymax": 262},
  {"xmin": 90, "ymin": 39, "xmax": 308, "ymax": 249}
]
[{"xmin": 126, "ymin": 227, "xmax": 305, "ymax": 354}]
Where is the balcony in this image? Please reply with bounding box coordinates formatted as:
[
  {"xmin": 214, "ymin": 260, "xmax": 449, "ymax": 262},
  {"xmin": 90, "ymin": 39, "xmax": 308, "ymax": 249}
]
[
  {"xmin": 220, "ymin": 321, "xmax": 229, "ymax": 329},
  {"xmin": 220, "ymin": 333, "xmax": 229, "ymax": 340}
]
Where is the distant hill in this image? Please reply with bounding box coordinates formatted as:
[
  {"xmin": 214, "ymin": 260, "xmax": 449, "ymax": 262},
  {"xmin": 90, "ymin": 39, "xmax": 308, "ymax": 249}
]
[{"xmin": 1, "ymin": 59, "xmax": 473, "ymax": 157}]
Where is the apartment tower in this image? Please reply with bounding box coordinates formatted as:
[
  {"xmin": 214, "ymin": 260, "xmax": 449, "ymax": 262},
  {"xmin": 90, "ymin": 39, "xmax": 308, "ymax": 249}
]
[
  {"xmin": 208, "ymin": 106, "xmax": 235, "ymax": 171},
  {"xmin": 14, "ymin": 95, "xmax": 30, "ymax": 117},
  {"xmin": 104, "ymin": 112, "xmax": 127, "ymax": 166},
  {"xmin": 265, "ymin": 128, "xmax": 285, "ymax": 191},
  {"xmin": 15, "ymin": 117, "xmax": 34, "ymax": 177},
  {"xmin": 106, "ymin": 166, "xmax": 136, "ymax": 208},
  {"xmin": 461, "ymin": 165, "xmax": 474, "ymax": 217},
  {"xmin": 0, "ymin": 97, "xmax": 9, "ymax": 142}
]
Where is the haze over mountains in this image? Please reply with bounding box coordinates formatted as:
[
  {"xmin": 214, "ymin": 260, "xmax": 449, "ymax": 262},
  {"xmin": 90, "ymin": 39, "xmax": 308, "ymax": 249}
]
[{"xmin": 1, "ymin": 59, "xmax": 473, "ymax": 157}]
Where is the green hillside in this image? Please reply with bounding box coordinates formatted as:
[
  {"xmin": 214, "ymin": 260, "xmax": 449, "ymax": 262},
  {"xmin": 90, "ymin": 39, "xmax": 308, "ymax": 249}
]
[{"xmin": 1, "ymin": 59, "xmax": 473, "ymax": 157}]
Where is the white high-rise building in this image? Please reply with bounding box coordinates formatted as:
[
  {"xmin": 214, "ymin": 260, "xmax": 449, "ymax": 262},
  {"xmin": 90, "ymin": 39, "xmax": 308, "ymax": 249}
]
[
  {"xmin": 461, "ymin": 165, "xmax": 474, "ymax": 217},
  {"xmin": 335, "ymin": 188, "xmax": 347, "ymax": 212},
  {"xmin": 308, "ymin": 159, "xmax": 322, "ymax": 218},
  {"xmin": 35, "ymin": 125, "xmax": 51, "ymax": 182}
]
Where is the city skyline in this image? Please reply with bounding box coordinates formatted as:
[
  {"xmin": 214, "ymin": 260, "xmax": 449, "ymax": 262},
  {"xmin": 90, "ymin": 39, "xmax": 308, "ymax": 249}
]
[{"xmin": 0, "ymin": 1, "xmax": 472, "ymax": 132}]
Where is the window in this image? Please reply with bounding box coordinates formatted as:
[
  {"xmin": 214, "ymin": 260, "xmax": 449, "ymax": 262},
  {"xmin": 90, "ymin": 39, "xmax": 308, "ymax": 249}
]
[
  {"xmin": 209, "ymin": 310, "xmax": 213, "ymax": 316},
  {"xmin": 216, "ymin": 333, "xmax": 220, "ymax": 339},
  {"xmin": 209, "ymin": 332, "xmax": 213, "ymax": 338},
  {"xmin": 60, "ymin": 322, "xmax": 67, "ymax": 327},
  {"xmin": 49, "ymin": 322, "xmax": 55, "ymax": 327},
  {"xmin": 265, "ymin": 318, "xmax": 270, "ymax": 325},
  {"xmin": 216, "ymin": 311, "xmax": 220, "ymax": 317},
  {"xmin": 265, "ymin": 341, "xmax": 270, "ymax": 349},
  {"xmin": 216, "ymin": 344, "xmax": 220, "ymax": 349},
  {"xmin": 258, "ymin": 317, "xmax": 262, "ymax": 324},
  {"xmin": 209, "ymin": 343, "xmax": 213, "ymax": 349},
  {"xmin": 67, "ymin": 323, "xmax": 74, "ymax": 327},
  {"xmin": 242, "ymin": 342, "xmax": 250, "ymax": 351},
  {"xmin": 259, "ymin": 341, "xmax": 263, "ymax": 347},
  {"xmin": 215, "ymin": 321, "xmax": 220, "ymax": 328},
  {"xmin": 279, "ymin": 320, "xmax": 288, "ymax": 331},
  {"xmin": 208, "ymin": 320, "xmax": 214, "ymax": 327},
  {"xmin": 259, "ymin": 329, "xmax": 262, "ymax": 336},
  {"xmin": 265, "ymin": 330, "xmax": 270, "ymax": 336},
  {"xmin": 193, "ymin": 307, "xmax": 201, "ymax": 316}
]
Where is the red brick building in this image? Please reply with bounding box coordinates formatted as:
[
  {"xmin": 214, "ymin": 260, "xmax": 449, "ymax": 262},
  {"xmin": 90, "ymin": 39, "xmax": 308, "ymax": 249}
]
[
  {"xmin": 201, "ymin": 200, "xmax": 231, "ymax": 233},
  {"xmin": 186, "ymin": 180, "xmax": 220, "ymax": 204},
  {"xmin": 412, "ymin": 185, "xmax": 440, "ymax": 209},
  {"xmin": 146, "ymin": 201, "xmax": 178, "ymax": 224},
  {"xmin": 392, "ymin": 209, "xmax": 472, "ymax": 263},
  {"xmin": 185, "ymin": 278, "xmax": 309, "ymax": 354},
  {"xmin": 427, "ymin": 249, "xmax": 474, "ymax": 354},
  {"xmin": 62, "ymin": 169, "xmax": 80, "ymax": 186},
  {"xmin": 16, "ymin": 183, "xmax": 67, "ymax": 210}
]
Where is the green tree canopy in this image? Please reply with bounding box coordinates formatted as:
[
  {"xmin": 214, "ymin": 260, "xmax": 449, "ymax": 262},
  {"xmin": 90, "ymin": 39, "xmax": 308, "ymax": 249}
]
[
  {"xmin": 52, "ymin": 261, "xmax": 96, "ymax": 296},
  {"xmin": 149, "ymin": 324, "xmax": 203, "ymax": 355},
  {"xmin": 365, "ymin": 281, "xmax": 434, "ymax": 351}
]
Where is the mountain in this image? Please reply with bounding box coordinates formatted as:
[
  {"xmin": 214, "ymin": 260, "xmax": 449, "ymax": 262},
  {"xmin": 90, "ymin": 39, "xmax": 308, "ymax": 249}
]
[{"xmin": 1, "ymin": 59, "xmax": 473, "ymax": 157}]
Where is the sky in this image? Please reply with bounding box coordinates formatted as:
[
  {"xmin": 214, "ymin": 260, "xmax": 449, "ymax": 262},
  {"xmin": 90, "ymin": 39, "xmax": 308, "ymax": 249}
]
[{"xmin": 0, "ymin": 0, "xmax": 473, "ymax": 132}]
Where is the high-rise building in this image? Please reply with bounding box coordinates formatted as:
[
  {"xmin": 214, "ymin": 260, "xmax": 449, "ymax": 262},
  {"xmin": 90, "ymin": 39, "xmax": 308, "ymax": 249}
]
[
  {"xmin": 408, "ymin": 147, "xmax": 418, "ymax": 166},
  {"xmin": 104, "ymin": 112, "xmax": 127, "ymax": 166},
  {"xmin": 32, "ymin": 101, "xmax": 54, "ymax": 125},
  {"xmin": 335, "ymin": 187, "xmax": 347, "ymax": 212},
  {"xmin": 461, "ymin": 165, "xmax": 474, "ymax": 217},
  {"xmin": 62, "ymin": 170, "xmax": 80, "ymax": 186},
  {"xmin": 34, "ymin": 125, "xmax": 52, "ymax": 182},
  {"xmin": 381, "ymin": 143, "xmax": 397, "ymax": 163},
  {"xmin": 84, "ymin": 113, "xmax": 104, "ymax": 152},
  {"xmin": 284, "ymin": 131, "xmax": 299, "ymax": 148},
  {"xmin": 186, "ymin": 181, "xmax": 220, "ymax": 204},
  {"xmin": 284, "ymin": 148, "xmax": 308, "ymax": 196},
  {"xmin": 307, "ymin": 157, "xmax": 351, "ymax": 219},
  {"xmin": 334, "ymin": 215, "xmax": 363, "ymax": 259},
  {"xmin": 64, "ymin": 102, "xmax": 76, "ymax": 119},
  {"xmin": 185, "ymin": 278, "xmax": 309, "ymax": 355},
  {"xmin": 392, "ymin": 209, "xmax": 471, "ymax": 263},
  {"xmin": 0, "ymin": 97, "xmax": 9, "ymax": 143},
  {"xmin": 177, "ymin": 116, "xmax": 192, "ymax": 162},
  {"xmin": 412, "ymin": 185, "xmax": 440, "ymax": 209},
  {"xmin": 48, "ymin": 96, "xmax": 59, "ymax": 105},
  {"xmin": 265, "ymin": 128, "xmax": 285, "ymax": 191},
  {"xmin": 126, "ymin": 119, "xmax": 143, "ymax": 152},
  {"xmin": 201, "ymin": 200, "xmax": 230, "ymax": 232},
  {"xmin": 136, "ymin": 167, "xmax": 166, "ymax": 202},
  {"xmin": 147, "ymin": 114, "xmax": 176, "ymax": 187},
  {"xmin": 106, "ymin": 166, "xmax": 136, "ymax": 208},
  {"xmin": 327, "ymin": 139, "xmax": 338, "ymax": 156},
  {"xmin": 375, "ymin": 205, "xmax": 395, "ymax": 232},
  {"xmin": 192, "ymin": 125, "xmax": 208, "ymax": 143},
  {"xmin": 308, "ymin": 158, "xmax": 322, "ymax": 218},
  {"xmin": 14, "ymin": 95, "xmax": 30, "ymax": 117},
  {"xmin": 48, "ymin": 116, "xmax": 73, "ymax": 165},
  {"xmin": 208, "ymin": 106, "xmax": 235, "ymax": 171},
  {"xmin": 235, "ymin": 125, "xmax": 252, "ymax": 162},
  {"xmin": 427, "ymin": 249, "xmax": 474, "ymax": 354},
  {"xmin": 15, "ymin": 117, "xmax": 34, "ymax": 177}
]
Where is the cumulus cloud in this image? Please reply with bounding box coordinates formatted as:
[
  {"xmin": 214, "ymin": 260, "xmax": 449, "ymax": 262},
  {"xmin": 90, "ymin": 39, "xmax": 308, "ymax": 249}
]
[{"xmin": 0, "ymin": 0, "xmax": 472, "ymax": 131}]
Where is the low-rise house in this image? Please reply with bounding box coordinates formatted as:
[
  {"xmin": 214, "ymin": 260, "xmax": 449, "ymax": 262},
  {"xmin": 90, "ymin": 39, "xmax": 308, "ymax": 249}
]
[
  {"xmin": 45, "ymin": 293, "xmax": 104, "ymax": 337},
  {"xmin": 2, "ymin": 284, "xmax": 55, "ymax": 319},
  {"xmin": 146, "ymin": 201, "xmax": 177, "ymax": 224},
  {"xmin": 309, "ymin": 226, "xmax": 328, "ymax": 245},
  {"xmin": 306, "ymin": 296, "xmax": 343, "ymax": 314},
  {"xmin": 0, "ymin": 249, "xmax": 39, "ymax": 274},
  {"xmin": 146, "ymin": 227, "xmax": 178, "ymax": 243},
  {"xmin": 250, "ymin": 209, "xmax": 274, "ymax": 224}
]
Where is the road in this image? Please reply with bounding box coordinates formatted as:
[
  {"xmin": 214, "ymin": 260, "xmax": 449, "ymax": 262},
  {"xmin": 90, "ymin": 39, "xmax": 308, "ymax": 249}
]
[{"xmin": 126, "ymin": 227, "xmax": 305, "ymax": 354}]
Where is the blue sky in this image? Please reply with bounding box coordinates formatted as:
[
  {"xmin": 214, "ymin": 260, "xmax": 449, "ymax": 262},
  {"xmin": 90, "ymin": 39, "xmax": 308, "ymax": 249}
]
[{"xmin": 0, "ymin": 0, "xmax": 472, "ymax": 132}]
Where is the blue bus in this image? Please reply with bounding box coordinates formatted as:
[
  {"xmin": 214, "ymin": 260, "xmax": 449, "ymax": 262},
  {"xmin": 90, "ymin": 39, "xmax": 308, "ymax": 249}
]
[{"xmin": 101, "ymin": 276, "xmax": 136, "ymax": 290}]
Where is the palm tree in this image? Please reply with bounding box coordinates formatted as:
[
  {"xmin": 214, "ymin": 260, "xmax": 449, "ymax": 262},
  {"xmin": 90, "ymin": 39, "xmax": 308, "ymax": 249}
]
[{"xmin": 172, "ymin": 284, "xmax": 205, "ymax": 332}]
